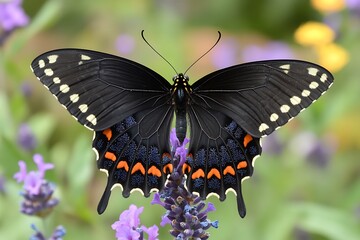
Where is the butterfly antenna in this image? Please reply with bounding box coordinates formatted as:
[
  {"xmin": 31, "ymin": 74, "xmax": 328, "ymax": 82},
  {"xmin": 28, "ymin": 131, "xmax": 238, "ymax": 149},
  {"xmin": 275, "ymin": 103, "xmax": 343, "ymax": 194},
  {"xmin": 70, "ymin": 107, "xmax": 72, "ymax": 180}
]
[
  {"xmin": 184, "ymin": 31, "xmax": 222, "ymax": 75},
  {"xmin": 141, "ymin": 30, "xmax": 178, "ymax": 75}
]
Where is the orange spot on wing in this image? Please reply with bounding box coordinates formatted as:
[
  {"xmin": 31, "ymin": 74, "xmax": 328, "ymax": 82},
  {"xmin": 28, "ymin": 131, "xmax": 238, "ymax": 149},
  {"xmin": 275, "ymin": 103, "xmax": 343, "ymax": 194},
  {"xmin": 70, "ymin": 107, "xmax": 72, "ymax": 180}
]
[
  {"xmin": 163, "ymin": 163, "xmax": 173, "ymax": 174},
  {"xmin": 131, "ymin": 162, "xmax": 145, "ymax": 175},
  {"xmin": 162, "ymin": 152, "xmax": 172, "ymax": 159},
  {"xmin": 207, "ymin": 168, "xmax": 221, "ymax": 179},
  {"xmin": 243, "ymin": 134, "xmax": 253, "ymax": 148},
  {"xmin": 105, "ymin": 151, "xmax": 116, "ymax": 161},
  {"xmin": 237, "ymin": 161, "xmax": 248, "ymax": 169},
  {"xmin": 148, "ymin": 166, "xmax": 161, "ymax": 177},
  {"xmin": 117, "ymin": 160, "xmax": 129, "ymax": 171},
  {"xmin": 191, "ymin": 169, "xmax": 205, "ymax": 180},
  {"xmin": 182, "ymin": 163, "xmax": 191, "ymax": 174},
  {"xmin": 223, "ymin": 166, "xmax": 235, "ymax": 175},
  {"xmin": 102, "ymin": 128, "xmax": 112, "ymax": 141}
]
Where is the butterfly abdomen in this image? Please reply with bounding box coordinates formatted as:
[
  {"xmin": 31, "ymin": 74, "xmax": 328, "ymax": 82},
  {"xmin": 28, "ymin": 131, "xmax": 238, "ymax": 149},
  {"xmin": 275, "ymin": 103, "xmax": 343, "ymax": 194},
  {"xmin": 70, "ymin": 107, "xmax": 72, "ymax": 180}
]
[
  {"xmin": 173, "ymin": 73, "xmax": 190, "ymax": 144},
  {"xmin": 175, "ymin": 86, "xmax": 187, "ymax": 144}
]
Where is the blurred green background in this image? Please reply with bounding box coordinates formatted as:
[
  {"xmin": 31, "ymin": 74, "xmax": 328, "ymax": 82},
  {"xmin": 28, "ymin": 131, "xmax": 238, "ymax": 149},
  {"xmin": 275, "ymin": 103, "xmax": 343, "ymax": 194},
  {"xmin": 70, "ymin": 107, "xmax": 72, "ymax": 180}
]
[{"xmin": 1, "ymin": 0, "xmax": 359, "ymax": 239}]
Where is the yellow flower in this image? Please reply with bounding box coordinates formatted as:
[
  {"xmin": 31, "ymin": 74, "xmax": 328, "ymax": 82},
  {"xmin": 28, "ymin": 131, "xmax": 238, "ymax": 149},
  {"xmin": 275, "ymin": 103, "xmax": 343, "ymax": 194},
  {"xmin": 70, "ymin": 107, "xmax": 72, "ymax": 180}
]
[
  {"xmin": 311, "ymin": 0, "xmax": 345, "ymax": 13},
  {"xmin": 294, "ymin": 21, "xmax": 335, "ymax": 46},
  {"xmin": 316, "ymin": 43, "xmax": 349, "ymax": 72}
]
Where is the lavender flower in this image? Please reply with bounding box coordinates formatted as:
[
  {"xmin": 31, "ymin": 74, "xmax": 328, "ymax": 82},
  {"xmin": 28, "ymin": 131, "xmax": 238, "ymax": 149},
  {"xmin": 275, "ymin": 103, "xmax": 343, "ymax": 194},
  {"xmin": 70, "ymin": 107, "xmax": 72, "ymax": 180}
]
[
  {"xmin": 0, "ymin": 0, "xmax": 29, "ymax": 31},
  {"xmin": 112, "ymin": 204, "xmax": 159, "ymax": 240},
  {"xmin": 30, "ymin": 224, "xmax": 66, "ymax": 240},
  {"xmin": 17, "ymin": 123, "xmax": 37, "ymax": 151},
  {"xmin": 242, "ymin": 41, "xmax": 294, "ymax": 62},
  {"xmin": 13, "ymin": 154, "xmax": 59, "ymax": 217},
  {"xmin": 116, "ymin": 34, "xmax": 135, "ymax": 55},
  {"xmin": 211, "ymin": 38, "xmax": 238, "ymax": 69},
  {"xmin": 152, "ymin": 128, "xmax": 218, "ymax": 240},
  {"xmin": 0, "ymin": 173, "xmax": 5, "ymax": 194},
  {"xmin": 21, "ymin": 81, "xmax": 33, "ymax": 98},
  {"xmin": 262, "ymin": 133, "xmax": 284, "ymax": 155},
  {"xmin": 289, "ymin": 132, "xmax": 335, "ymax": 168}
]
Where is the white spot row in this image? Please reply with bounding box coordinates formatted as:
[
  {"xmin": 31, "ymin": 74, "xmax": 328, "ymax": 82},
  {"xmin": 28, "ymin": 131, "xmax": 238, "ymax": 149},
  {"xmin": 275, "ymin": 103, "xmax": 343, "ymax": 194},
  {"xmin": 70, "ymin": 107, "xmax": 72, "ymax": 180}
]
[
  {"xmin": 38, "ymin": 54, "xmax": 59, "ymax": 69},
  {"xmin": 279, "ymin": 64, "xmax": 290, "ymax": 74},
  {"xmin": 44, "ymin": 68, "xmax": 54, "ymax": 76},
  {"xmin": 53, "ymin": 77, "xmax": 61, "ymax": 84},
  {"xmin": 86, "ymin": 114, "xmax": 97, "ymax": 125},
  {"xmin": 309, "ymin": 81, "xmax": 319, "ymax": 89},
  {"xmin": 302, "ymin": 89, "xmax": 310, "ymax": 97},
  {"xmin": 60, "ymin": 84, "xmax": 70, "ymax": 93},
  {"xmin": 79, "ymin": 104, "xmax": 88, "ymax": 113},
  {"xmin": 290, "ymin": 96, "xmax": 301, "ymax": 105},
  {"xmin": 320, "ymin": 73, "xmax": 327, "ymax": 82},
  {"xmin": 259, "ymin": 66, "xmax": 330, "ymax": 134},
  {"xmin": 79, "ymin": 54, "xmax": 91, "ymax": 65},
  {"xmin": 70, "ymin": 94, "xmax": 79, "ymax": 103},
  {"xmin": 81, "ymin": 54, "xmax": 91, "ymax": 60},
  {"xmin": 307, "ymin": 67, "xmax": 319, "ymax": 76},
  {"xmin": 39, "ymin": 60, "xmax": 45, "ymax": 68},
  {"xmin": 258, "ymin": 123, "xmax": 269, "ymax": 132},
  {"xmin": 48, "ymin": 55, "xmax": 58, "ymax": 64},
  {"xmin": 280, "ymin": 104, "xmax": 290, "ymax": 113}
]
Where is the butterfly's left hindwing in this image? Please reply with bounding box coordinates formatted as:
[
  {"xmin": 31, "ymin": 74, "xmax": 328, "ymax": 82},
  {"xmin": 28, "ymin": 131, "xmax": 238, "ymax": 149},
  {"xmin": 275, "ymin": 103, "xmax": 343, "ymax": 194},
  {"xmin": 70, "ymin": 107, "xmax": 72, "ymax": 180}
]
[
  {"xmin": 31, "ymin": 49, "xmax": 172, "ymax": 131},
  {"xmin": 185, "ymin": 104, "xmax": 261, "ymax": 217}
]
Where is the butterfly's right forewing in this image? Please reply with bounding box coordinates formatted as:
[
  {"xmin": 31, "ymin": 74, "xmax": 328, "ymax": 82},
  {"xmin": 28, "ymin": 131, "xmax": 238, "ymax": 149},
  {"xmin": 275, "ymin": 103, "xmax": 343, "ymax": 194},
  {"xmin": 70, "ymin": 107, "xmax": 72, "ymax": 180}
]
[{"xmin": 31, "ymin": 49, "xmax": 172, "ymax": 131}]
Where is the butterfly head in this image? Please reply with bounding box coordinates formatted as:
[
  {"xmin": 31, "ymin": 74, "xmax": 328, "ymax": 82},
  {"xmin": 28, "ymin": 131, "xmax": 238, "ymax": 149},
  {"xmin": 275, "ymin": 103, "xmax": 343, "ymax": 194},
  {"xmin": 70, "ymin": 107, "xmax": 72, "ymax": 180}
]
[{"xmin": 173, "ymin": 73, "xmax": 189, "ymax": 86}]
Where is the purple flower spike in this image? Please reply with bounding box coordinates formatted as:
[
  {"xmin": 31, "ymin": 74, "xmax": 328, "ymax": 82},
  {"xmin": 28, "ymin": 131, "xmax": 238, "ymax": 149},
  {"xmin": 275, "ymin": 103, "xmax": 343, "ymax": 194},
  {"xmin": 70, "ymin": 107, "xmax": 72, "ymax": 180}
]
[
  {"xmin": 14, "ymin": 160, "xmax": 27, "ymax": 182},
  {"xmin": 0, "ymin": 0, "xmax": 29, "ymax": 31},
  {"xmin": 23, "ymin": 171, "xmax": 43, "ymax": 195},
  {"xmin": 151, "ymin": 193, "xmax": 165, "ymax": 207},
  {"xmin": 170, "ymin": 128, "xmax": 180, "ymax": 149},
  {"xmin": 211, "ymin": 38, "xmax": 238, "ymax": 69},
  {"xmin": 0, "ymin": 174, "xmax": 6, "ymax": 194},
  {"xmin": 116, "ymin": 34, "xmax": 135, "ymax": 55},
  {"xmin": 242, "ymin": 42, "xmax": 294, "ymax": 62},
  {"xmin": 170, "ymin": 128, "xmax": 189, "ymax": 165},
  {"xmin": 30, "ymin": 224, "xmax": 66, "ymax": 240},
  {"xmin": 141, "ymin": 225, "xmax": 159, "ymax": 240},
  {"xmin": 17, "ymin": 124, "xmax": 37, "ymax": 151},
  {"xmin": 153, "ymin": 131, "xmax": 218, "ymax": 239},
  {"xmin": 33, "ymin": 154, "xmax": 54, "ymax": 178},
  {"xmin": 14, "ymin": 154, "xmax": 59, "ymax": 217},
  {"xmin": 112, "ymin": 204, "xmax": 159, "ymax": 240}
]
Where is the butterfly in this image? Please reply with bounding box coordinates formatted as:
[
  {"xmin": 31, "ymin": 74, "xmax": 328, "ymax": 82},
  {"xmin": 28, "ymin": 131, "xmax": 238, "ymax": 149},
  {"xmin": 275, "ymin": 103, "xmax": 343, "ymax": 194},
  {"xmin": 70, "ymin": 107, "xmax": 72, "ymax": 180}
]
[{"xmin": 31, "ymin": 39, "xmax": 333, "ymax": 218}]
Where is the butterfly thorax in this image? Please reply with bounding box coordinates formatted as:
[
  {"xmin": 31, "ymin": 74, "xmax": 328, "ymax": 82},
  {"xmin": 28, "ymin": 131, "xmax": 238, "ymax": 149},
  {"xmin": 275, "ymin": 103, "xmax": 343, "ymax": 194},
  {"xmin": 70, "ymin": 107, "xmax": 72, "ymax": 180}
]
[{"xmin": 172, "ymin": 73, "xmax": 191, "ymax": 144}]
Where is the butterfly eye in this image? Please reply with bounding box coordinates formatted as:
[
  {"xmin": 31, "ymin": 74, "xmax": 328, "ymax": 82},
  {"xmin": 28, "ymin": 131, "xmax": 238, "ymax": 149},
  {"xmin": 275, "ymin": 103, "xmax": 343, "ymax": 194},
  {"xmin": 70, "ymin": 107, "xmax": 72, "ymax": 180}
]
[{"xmin": 172, "ymin": 75, "xmax": 179, "ymax": 82}]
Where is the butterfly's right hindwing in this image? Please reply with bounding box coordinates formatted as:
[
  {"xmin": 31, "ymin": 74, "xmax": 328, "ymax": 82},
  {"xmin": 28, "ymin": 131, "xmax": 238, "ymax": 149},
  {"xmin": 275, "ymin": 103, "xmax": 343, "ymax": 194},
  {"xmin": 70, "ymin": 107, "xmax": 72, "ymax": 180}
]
[{"xmin": 93, "ymin": 103, "xmax": 174, "ymax": 214}]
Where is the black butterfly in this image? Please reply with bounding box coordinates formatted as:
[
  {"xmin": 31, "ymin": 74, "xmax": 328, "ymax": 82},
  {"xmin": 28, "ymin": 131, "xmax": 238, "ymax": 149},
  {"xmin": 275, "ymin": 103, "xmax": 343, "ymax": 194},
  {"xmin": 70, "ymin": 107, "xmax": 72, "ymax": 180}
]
[{"xmin": 31, "ymin": 44, "xmax": 333, "ymax": 218}]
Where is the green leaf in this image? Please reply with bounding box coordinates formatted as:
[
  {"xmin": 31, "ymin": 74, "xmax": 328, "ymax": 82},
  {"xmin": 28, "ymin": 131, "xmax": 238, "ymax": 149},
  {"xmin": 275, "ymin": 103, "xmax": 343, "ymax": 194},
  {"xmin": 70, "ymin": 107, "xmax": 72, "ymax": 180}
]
[
  {"xmin": 67, "ymin": 134, "xmax": 94, "ymax": 190},
  {"xmin": 293, "ymin": 203, "xmax": 360, "ymax": 240},
  {"xmin": 28, "ymin": 112, "xmax": 57, "ymax": 144}
]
